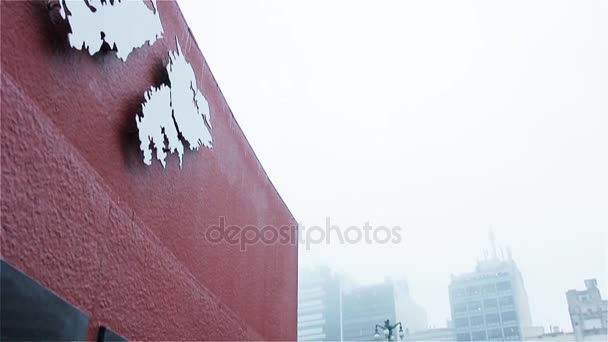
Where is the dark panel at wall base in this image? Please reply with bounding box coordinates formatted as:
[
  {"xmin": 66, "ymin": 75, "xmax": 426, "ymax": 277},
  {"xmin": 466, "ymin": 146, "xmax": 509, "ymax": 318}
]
[
  {"xmin": 98, "ymin": 326, "xmax": 128, "ymax": 342},
  {"xmin": 0, "ymin": 260, "xmax": 89, "ymax": 341}
]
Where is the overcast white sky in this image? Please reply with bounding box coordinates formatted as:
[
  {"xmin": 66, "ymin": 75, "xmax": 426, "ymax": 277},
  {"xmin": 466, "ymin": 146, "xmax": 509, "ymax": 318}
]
[{"xmin": 179, "ymin": 0, "xmax": 607, "ymax": 330}]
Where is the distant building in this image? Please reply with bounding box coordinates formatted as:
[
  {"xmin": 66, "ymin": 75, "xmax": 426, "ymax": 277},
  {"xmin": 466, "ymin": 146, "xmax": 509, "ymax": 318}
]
[
  {"xmin": 522, "ymin": 326, "xmax": 547, "ymax": 339},
  {"xmin": 526, "ymin": 331, "xmax": 576, "ymax": 341},
  {"xmin": 393, "ymin": 280, "xmax": 429, "ymax": 333},
  {"xmin": 341, "ymin": 278, "xmax": 427, "ymax": 341},
  {"xmin": 342, "ymin": 281, "xmax": 397, "ymax": 341},
  {"xmin": 525, "ymin": 325, "xmax": 607, "ymax": 341},
  {"xmin": 404, "ymin": 327, "xmax": 454, "ymax": 341},
  {"xmin": 448, "ymin": 233, "xmax": 532, "ymax": 341},
  {"xmin": 566, "ymin": 279, "xmax": 608, "ymax": 341},
  {"xmin": 524, "ymin": 326, "xmax": 574, "ymax": 341},
  {"xmin": 298, "ymin": 266, "xmax": 342, "ymax": 341}
]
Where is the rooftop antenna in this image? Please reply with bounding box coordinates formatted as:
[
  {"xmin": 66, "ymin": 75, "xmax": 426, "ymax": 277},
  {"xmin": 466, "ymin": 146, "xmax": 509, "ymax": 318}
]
[{"xmin": 489, "ymin": 227, "xmax": 498, "ymax": 260}]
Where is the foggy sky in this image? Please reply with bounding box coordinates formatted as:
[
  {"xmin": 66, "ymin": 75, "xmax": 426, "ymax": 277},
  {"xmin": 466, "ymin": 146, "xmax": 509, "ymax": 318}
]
[{"xmin": 179, "ymin": 0, "xmax": 608, "ymax": 330}]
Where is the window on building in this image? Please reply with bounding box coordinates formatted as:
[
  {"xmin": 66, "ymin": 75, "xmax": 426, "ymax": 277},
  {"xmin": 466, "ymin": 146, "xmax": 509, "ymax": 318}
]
[
  {"xmin": 484, "ymin": 298, "xmax": 498, "ymax": 309},
  {"xmin": 298, "ymin": 327, "xmax": 323, "ymax": 336},
  {"xmin": 485, "ymin": 313, "xmax": 500, "ymax": 325},
  {"xmin": 501, "ymin": 311, "xmax": 517, "ymax": 322},
  {"xmin": 456, "ymin": 333, "xmax": 471, "ymax": 341},
  {"xmin": 455, "ymin": 317, "xmax": 469, "ymax": 328},
  {"xmin": 468, "ymin": 301, "xmax": 482, "ymax": 312},
  {"xmin": 470, "ymin": 316, "xmax": 484, "ymax": 327},
  {"xmin": 499, "ymin": 296, "xmax": 514, "ymax": 306},
  {"xmin": 471, "ymin": 330, "xmax": 487, "ymax": 341},
  {"xmin": 454, "ymin": 303, "xmax": 467, "ymax": 313},
  {"xmin": 482, "ymin": 284, "xmax": 496, "ymax": 294},
  {"xmin": 503, "ymin": 327, "xmax": 519, "ymax": 337},
  {"xmin": 299, "ymin": 313, "xmax": 323, "ymax": 322},
  {"xmin": 583, "ymin": 318, "xmax": 603, "ymax": 330},
  {"xmin": 452, "ymin": 288, "xmax": 466, "ymax": 298},
  {"xmin": 488, "ymin": 328, "xmax": 503, "ymax": 339},
  {"xmin": 496, "ymin": 281, "xmax": 512, "ymax": 292},
  {"xmin": 467, "ymin": 286, "xmax": 480, "ymax": 296}
]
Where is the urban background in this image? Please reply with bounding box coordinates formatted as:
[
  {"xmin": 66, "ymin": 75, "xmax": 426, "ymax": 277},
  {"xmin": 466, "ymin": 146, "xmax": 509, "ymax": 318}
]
[{"xmin": 298, "ymin": 233, "xmax": 608, "ymax": 341}]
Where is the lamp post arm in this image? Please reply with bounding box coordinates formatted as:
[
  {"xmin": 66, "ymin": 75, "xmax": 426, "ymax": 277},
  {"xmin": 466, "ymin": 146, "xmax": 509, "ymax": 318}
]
[{"xmin": 391, "ymin": 322, "xmax": 403, "ymax": 330}]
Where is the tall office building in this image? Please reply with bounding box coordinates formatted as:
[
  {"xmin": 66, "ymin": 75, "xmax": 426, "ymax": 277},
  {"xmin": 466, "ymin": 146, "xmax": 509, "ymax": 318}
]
[
  {"xmin": 298, "ymin": 266, "xmax": 342, "ymax": 341},
  {"xmin": 341, "ymin": 278, "xmax": 427, "ymax": 341},
  {"xmin": 298, "ymin": 269, "xmax": 427, "ymax": 341},
  {"xmin": 393, "ymin": 280, "xmax": 428, "ymax": 333},
  {"xmin": 342, "ymin": 281, "xmax": 398, "ymax": 341},
  {"xmin": 566, "ymin": 279, "xmax": 608, "ymax": 341},
  {"xmin": 448, "ymin": 234, "xmax": 532, "ymax": 341}
]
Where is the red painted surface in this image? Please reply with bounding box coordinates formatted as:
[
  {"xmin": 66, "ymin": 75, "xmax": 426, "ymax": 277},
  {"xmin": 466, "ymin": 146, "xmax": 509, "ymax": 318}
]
[{"xmin": 0, "ymin": 1, "xmax": 297, "ymax": 340}]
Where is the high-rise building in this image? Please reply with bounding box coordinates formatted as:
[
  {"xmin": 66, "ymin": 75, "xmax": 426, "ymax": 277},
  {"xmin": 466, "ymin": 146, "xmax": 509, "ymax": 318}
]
[
  {"xmin": 298, "ymin": 266, "xmax": 342, "ymax": 341},
  {"xmin": 393, "ymin": 280, "xmax": 429, "ymax": 333},
  {"xmin": 448, "ymin": 235, "xmax": 532, "ymax": 341},
  {"xmin": 342, "ymin": 281, "xmax": 398, "ymax": 341},
  {"xmin": 566, "ymin": 279, "xmax": 608, "ymax": 341},
  {"xmin": 341, "ymin": 278, "xmax": 427, "ymax": 341}
]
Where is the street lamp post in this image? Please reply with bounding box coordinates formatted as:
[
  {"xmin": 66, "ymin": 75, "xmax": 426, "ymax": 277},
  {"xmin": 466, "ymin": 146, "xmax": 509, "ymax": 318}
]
[{"xmin": 374, "ymin": 319, "xmax": 405, "ymax": 341}]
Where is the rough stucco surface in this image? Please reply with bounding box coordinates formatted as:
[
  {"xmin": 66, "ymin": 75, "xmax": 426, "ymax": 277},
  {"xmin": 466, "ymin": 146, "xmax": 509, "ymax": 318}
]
[{"xmin": 0, "ymin": 1, "xmax": 297, "ymax": 340}]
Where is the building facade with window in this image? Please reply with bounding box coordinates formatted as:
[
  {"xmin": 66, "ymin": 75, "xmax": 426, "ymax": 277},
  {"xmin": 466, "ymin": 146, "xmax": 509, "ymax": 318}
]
[
  {"xmin": 448, "ymin": 254, "xmax": 532, "ymax": 341},
  {"xmin": 342, "ymin": 281, "xmax": 398, "ymax": 341},
  {"xmin": 566, "ymin": 279, "xmax": 608, "ymax": 341},
  {"xmin": 298, "ymin": 267, "xmax": 342, "ymax": 341}
]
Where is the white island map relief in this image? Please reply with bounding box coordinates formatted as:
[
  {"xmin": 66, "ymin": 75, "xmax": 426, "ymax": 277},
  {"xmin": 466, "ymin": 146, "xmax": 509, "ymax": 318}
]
[
  {"xmin": 60, "ymin": 0, "xmax": 164, "ymax": 61},
  {"xmin": 59, "ymin": 0, "xmax": 213, "ymax": 168},
  {"xmin": 136, "ymin": 41, "xmax": 213, "ymax": 168}
]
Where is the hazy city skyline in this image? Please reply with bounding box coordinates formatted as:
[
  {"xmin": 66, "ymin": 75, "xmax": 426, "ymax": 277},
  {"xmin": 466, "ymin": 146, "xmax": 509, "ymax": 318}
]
[{"xmin": 180, "ymin": 0, "xmax": 608, "ymax": 330}]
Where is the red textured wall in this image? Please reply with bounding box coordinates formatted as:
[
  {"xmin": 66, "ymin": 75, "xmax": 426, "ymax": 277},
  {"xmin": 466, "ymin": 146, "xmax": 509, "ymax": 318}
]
[{"xmin": 0, "ymin": 1, "xmax": 297, "ymax": 340}]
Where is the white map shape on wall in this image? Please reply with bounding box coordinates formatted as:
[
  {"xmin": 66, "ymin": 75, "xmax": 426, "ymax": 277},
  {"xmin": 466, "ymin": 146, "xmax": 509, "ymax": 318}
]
[
  {"xmin": 136, "ymin": 40, "xmax": 213, "ymax": 168},
  {"xmin": 60, "ymin": 0, "xmax": 163, "ymax": 61}
]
